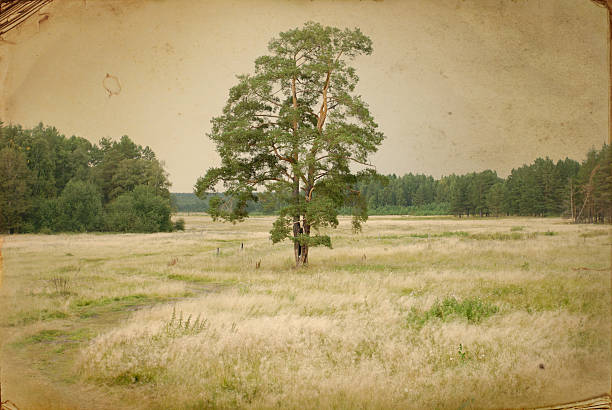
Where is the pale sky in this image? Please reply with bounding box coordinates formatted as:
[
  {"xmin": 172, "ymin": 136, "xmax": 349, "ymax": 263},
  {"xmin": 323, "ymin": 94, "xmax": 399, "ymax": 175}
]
[{"xmin": 0, "ymin": 0, "xmax": 608, "ymax": 192}]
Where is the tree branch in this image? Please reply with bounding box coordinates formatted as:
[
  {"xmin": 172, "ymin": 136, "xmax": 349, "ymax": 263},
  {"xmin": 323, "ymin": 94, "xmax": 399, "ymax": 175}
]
[
  {"xmin": 271, "ymin": 143, "xmax": 294, "ymax": 163},
  {"xmin": 252, "ymin": 91, "xmax": 282, "ymax": 108},
  {"xmin": 348, "ymin": 157, "xmax": 376, "ymax": 168},
  {"xmin": 313, "ymin": 171, "xmax": 330, "ymax": 182}
]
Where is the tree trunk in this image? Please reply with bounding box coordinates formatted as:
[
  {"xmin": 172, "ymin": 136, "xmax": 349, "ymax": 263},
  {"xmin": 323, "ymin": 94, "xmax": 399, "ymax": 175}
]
[
  {"xmin": 570, "ymin": 181, "xmax": 575, "ymax": 222},
  {"xmin": 300, "ymin": 222, "xmax": 311, "ymax": 265},
  {"xmin": 293, "ymin": 221, "xmax": 300, "ymax": 266},
  {"xmin": 292, "ymin": 169, "xmax": 301, "ymax": 266}
]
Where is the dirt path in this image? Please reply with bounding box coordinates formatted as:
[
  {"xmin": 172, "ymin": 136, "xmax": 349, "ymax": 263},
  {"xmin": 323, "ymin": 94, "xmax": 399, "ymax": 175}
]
[
  {"xmin": 0, "ymin": 235, "xmax": 85, "ymax": 409},
  {"xmin": 0, "ymin": 237, "xmax": 228, "ymax": 410}
]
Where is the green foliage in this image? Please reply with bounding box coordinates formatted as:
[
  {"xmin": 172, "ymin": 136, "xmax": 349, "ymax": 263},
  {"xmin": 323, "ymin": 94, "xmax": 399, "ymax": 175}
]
[
  {"xmin": 15, "ymin": 328, "xmax": 94, "ymax": 347},
  {"xmin": 196, "ymin": 22, "xmax": 384, "ymax": 264},
  {"xmin": 56, "ymin": 180, "xmax": 103, "ymax": 232},
  {"xmin": 92, "ymin": 135, "xmax": 170, "ymax": 203},
  {"xmin": 172, "ymin": 192, "xmax": 209, "ymax": 212},
  {"xmin": 0, "ymin": 122, "xmax": 174, "ymax": 233},
  {"xmin": 341, "ymin": 152, "xmax": 594, "ymax": 219},
  {"xmin": 457, "ymin": 344, "xmax": 467, "ymax": 362},
  {"xmin": 573, "ymin": 145, "xmax": 611, "ymax": 223},
  {"xmin": 112, "ymin": 369, "xmax": 159, "ymax": 386},
  {"xmin": 469, "ymin": 232, "xmax": 535, "ymax": 240},
  {"xmin": 173, "ymin": 218, "xmax": 185, "ymax": 231},
  {"xmin": 0, "ymin": 147, "xmax": 31, "ymax": 232},
  {"xmin": 30, "ymin": 197, "xmax": 60, "ymax": 232},
  {"xmin": 105, "ymin": 185, "xmax": 173, "ymax": 233},
  {"xmin": 407, "ymin": 296, "xmax": 499, "ymax": 328},
  {"xmin": 486, "ymin": 182, "xmax": 505, "ymax": 216}
]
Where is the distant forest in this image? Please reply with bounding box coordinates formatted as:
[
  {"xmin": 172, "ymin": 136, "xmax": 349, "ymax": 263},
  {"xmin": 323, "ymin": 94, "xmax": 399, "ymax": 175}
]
[
  {"xmin": 176, "ymin": 144, "xmax": 610, "ymax": 223},
  {"xmin": 1, "ymin": 122, "xmax": 608, "ymax": 234},
  {"xmin": 0, "ymin": 122, "xmax": 182, "ymax": 234}
]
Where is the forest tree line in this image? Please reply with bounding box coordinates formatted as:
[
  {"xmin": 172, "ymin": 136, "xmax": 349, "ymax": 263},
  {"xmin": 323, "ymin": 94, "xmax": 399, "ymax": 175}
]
[
  {"xmin": 176, "ymin": 144, "xmax": 610, "ymax": 223},
  {"xmin": 352, "ymin": 145, "xmax": 610, "ymax": 222},
  {"xmin": 0, "ymin": 122, "xmax": 181, "ymax": 233}
]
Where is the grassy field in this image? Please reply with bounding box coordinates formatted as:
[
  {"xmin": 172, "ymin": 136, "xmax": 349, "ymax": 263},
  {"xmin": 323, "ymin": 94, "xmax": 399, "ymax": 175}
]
[{"xmin": 0, "ymin": 215, "xmax": 610, "ymax": 409}]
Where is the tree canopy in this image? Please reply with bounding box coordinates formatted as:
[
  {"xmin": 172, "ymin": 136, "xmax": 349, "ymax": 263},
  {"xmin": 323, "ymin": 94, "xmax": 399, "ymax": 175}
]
[
  {"xmin": 0, "ymin": 121, "xmax": 175, "ymax": 233},
  {"xmin": 196, "ymin": 22, "xmax": 384, "ymax": 265}
]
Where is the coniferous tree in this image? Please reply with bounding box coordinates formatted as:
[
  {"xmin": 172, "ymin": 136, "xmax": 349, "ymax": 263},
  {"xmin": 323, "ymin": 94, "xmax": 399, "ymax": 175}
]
[{"xmin": 196, "ymin": 22, "xmax": 384, "ymax": 265}]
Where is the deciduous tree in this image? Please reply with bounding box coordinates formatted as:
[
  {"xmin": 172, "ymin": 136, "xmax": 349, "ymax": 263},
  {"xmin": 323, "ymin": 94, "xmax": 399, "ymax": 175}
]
[{"xmin": 0, "ymin": 147, "xmax": 31, "ymax": 233}]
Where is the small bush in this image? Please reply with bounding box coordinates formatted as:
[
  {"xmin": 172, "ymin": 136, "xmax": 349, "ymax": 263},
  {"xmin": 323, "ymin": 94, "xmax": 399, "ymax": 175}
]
[
  {"xmin": 407, "ymin": 296, "xmax": 499, "ymax": 328},
  {"xmin": 173, "ymin": 218, "xmax": 185, "ymax": 231}
]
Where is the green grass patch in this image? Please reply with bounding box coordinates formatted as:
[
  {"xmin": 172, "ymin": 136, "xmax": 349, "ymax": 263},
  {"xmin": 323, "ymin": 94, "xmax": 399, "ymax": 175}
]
[
  {"xmin": 510, "ymin": 226, "xmax": 524, "ymax": 232},
  {"xmin": 469, "ymin": 232, "xmax": 536, "ymax": 240},
  {"xmin": 480, "ymin": 278, "xmax": 608, "ymax": 315},
  {"xmin": 15, "ymin": 328, "xmax": 94, "ymax": 347},
  {"xmin": 409, "ymin": 233, "xmax": 429, "ymax": 239},
  {"xmin": 21, "ymin": 329, "xmax": 66, "ymax": 344},
  {"xmin": 71, "ymin": 293, "xmax": 188, "ymax": 318},
  {"xmin": 336, "ymin": 263, "xmax": 404, "ymax": 273},
  {"xmin": 55, "ymin": 265, "xmax": 80, "ymax": 273},
  {"xmin": 438, "ymin": 231, "xmax": 470, "ymax": 238},
  {"xmin": 167, "ymin": 273, "xmax": 239, "ymax": 286},
  {"xmin": 167, "ymin": 273, "xmax": 216, "ymax": 283},
  {"xmin": 407, "ymin": 296, "xmax": 499, "ymax": 328},
  {"xmin": 371, "ymin": 231, "xmax": 469, "ymax": 241},
  {"xmin": 489, "ymin": 284, "xmax": 525, "ymax": 297},
  {"xmin": 112, "ymin": 368, "xmax": 161, "ymax": 385},
  {"xmin": 74, "ymin": 294, "xmax": 149, "ymax": 308},
  {"xmin": 8, "ymin": 309, "xmax": 68, "ymax": 326}
]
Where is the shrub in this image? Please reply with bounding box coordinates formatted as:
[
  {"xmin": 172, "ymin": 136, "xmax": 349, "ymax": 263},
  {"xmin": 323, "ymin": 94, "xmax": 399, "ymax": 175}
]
[
  {"xmin": 173, "ymin": 218, "xmax": 185, "ymax": 231},
  {"xmin": 104, "ymin": 185, "xmax": 172, "ymax": 233},
  {"xmin": 407, "ymin": 296, "xmax": 499, "ymax": 328}
]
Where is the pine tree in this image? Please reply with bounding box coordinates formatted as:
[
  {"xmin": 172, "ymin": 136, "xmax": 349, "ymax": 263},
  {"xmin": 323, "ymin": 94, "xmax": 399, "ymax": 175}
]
[{"xmin": 196, "ymin": 22, "xmax": 384, "ymax": 265}]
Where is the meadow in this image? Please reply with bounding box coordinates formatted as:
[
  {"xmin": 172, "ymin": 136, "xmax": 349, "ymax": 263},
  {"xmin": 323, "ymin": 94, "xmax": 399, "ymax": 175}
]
[{"xmin": 0, "ymin": 215, "xmax": 610, "ymax": 409}]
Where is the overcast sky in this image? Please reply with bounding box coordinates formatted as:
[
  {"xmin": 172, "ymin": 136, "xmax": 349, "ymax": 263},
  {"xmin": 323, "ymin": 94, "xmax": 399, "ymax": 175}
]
[{"xmin": 1, "ymin": 0, "xmax": 608, "ymax": 192}]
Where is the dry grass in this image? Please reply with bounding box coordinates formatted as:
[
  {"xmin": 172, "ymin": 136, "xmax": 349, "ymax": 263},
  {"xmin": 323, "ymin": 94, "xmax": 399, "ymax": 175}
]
[{"xmin": 0, "ymin": 215, "xmax": 610, "ymax": 409}]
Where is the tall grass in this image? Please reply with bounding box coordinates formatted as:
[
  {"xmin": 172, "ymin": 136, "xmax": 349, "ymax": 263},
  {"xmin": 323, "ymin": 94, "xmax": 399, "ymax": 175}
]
[{"xmin": 0, "ymin": 216, "xmax": 609, "ymax": 409}]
